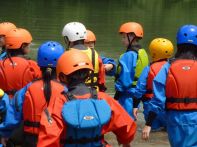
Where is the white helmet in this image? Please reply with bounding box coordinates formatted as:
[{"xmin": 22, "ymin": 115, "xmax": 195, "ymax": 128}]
[{"xmin": 62, "ymin": 22, "xmax": 87, "ymax": 42}]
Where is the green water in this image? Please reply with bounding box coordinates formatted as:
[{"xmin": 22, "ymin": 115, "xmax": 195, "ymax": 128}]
[{"xmin": 1, "ymin": 0, "xmax": 197, "ymax": 93}]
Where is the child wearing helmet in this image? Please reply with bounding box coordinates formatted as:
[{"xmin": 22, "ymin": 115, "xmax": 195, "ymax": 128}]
[
  {"xmin": 84, "ymin": 29, "xmax": 116, "ymax": 76},
  {"xmin": 62, "ymin": 22, "xmax": 106, "ymax": 91},
  {"xmin": 37, "ymin": 49, "xmax": 136, "ymax": 147},
  {"xmin": 0, "ymin": 22, "xmax": 16, "ymax": 60},
  {"xmin": 0, "ymin": 41, "xmax": 65, "ymax": 147},
  {"xmin": 132, "ymin": 38, "xmax": 174, "ymax": 131},
  {"xmin": 142, "ymin": 25, "xmax": 197, "ymax": 147},
  {"xmin": 0, "ymin": 28, "xmax": 41, "ymax": 98},
  {"xmin": 115, "ymin": 22, "xmax": 149, "ymax": 118}
]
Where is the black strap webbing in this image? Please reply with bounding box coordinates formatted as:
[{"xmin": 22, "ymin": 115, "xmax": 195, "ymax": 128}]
[
  {"xmin": 146, "ymin": 89, "xmax": 152, "ymax": 94},
  {"xmin": 24, "ymin": 120, "xmax": 40, "ymax": 128},
  {"xmin": 5, "ymin": 90, "xmax": 17, "ymax": 95},
  {"xmin": 142, "ymin": 97, "xmax": 151, "ymax": 102},
  {"xmin": 90, "ymin": 87, "xmax": 98, "ymax": 99},
  {"xmin": 166, "ymin": 97, "xmax": 197, "ymax": 103},
  {"xmin": 90, "ymin": 48, "xmax": 96, "ymax": 86}
]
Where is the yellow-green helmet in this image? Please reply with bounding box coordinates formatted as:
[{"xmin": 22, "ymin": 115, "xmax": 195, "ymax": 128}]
[{"xmin": 149, "ymin": 38, "xmax": 174, "ymax": 62}]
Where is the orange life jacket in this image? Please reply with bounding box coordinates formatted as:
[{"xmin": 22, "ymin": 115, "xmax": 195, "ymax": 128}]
[
  {"xmin": 143, "ymin": 60, "xmax": 167, "ymax": 101},
  {"xmin": 23, "ymin": 80, "xmax": 65, "ymax": 135},
  {"xmin": 37, "ymin": 85, "xmax": 136, "ymax": 147},
  {"xmin": 0, "ymin": 57, "xmax": 41, "ymax": 98},
  {"xmin": 166, "ymin": 59, "xmax": 197, "ymax": 110}
]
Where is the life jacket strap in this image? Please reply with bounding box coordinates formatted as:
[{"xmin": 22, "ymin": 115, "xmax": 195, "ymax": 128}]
[
  {"xmin": 142, "ymin": 97, "xmax": 151, "ymax": 102},
  {"xmin": 5, "ymin": 90, "xmax": 17, "ymax": 95},
  {"xmin": 166, "ymin": 97, "xmax": 197, "ymax": 103},
  {"xmin": 24, "ymin": 120, "xmax": 40, "ymax": 128},
  {"xmin": 61, "ymin": 135, "xmax": 104, "ymax": 144}
]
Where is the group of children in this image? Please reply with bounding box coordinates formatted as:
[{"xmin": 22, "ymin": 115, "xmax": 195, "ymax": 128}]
[{"xmin": 0, "ymin": 21, "xmax": 196, "ymax": 147}]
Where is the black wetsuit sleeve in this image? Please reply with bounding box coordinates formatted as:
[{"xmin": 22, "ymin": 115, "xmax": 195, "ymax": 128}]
[
  {"xmin": 133, "ymin": 96, "xmax": 141, "ymax": 108},
  {"xmin": 145, "ymin": 111, "xmax": 157, "ymax": 126}
]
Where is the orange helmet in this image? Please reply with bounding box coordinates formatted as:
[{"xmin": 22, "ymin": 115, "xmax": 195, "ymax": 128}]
[
  {"xmin": 56, "ymin": 49, "xmax": 93, "ymax": 76},
  {"xmin": 5, "ymin": 28, "xmax": 32, "ymax": 49},
  {"xmin": 0, "ymin": 22, "xmax": 16, "ymax": 36},
  {"xmin": 119, "ymin": 22, "xmax": 143, "ymax": 38},
  {"xmin": 85, "ymin": 30, "xmax": 96, "ymax": 43}
]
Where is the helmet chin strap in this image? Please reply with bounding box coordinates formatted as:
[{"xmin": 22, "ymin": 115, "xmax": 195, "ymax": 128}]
[{"xmin": 127, "ymin": 33, "xmax": 135, "ymax": 50}]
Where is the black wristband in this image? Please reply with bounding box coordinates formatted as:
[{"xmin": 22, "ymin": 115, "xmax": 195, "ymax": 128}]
[
  {"xmin": 133, "ymin": 96, "xmax": 141, "ymax": 108},
  {"xmin": 145, "ymin": 111, "xmax": 157, "ymax": 126}
]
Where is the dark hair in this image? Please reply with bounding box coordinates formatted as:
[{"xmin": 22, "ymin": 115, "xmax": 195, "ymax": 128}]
[
  {"xmin": 41, "ymin": 67, "xmax": 56, "ymax": 104},
  {"xmin": 6, "ymin": 43, "xmax": 29, "ymax": 57},
  {"xmin": 6, "ymin": 48, "xmax": 24, "ymax": 56},
  {"xmin": 175, "ymin": 43, "xmax": 197, "ymax": 60},
  {"xmin": 73, "ymin": 40, "xmax": 84, "ymax": 45},
  {"xmin": 66, "ymin": 68, "xmax": 90, "ymax": 86}
]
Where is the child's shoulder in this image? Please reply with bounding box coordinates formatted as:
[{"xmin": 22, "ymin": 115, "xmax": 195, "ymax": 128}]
[{"xmin": 122, "ymin": 50, "xmax": 138, "ymax": 57}]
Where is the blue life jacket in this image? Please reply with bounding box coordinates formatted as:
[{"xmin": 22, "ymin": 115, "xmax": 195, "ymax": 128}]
[{"xmin": 61, "ymin": 88, "xmax": 111, "ymax": 147}]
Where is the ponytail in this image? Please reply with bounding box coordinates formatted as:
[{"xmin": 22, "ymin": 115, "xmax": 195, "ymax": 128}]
[{"xmin": 42, "ymin": 67, "xmax": 55, "ymax": 104}]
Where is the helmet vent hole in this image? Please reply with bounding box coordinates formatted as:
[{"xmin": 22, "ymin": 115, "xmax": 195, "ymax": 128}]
[
  {"xmin": 184, "ymin": 33, "xmax": 187, "ymax": 37},
  {"xmin": 76, "ymin": 32, "xmax": 79, "ymax": 35},
  {"xmin": 163, "ymin": 40, "xmax": 165, "ymax": 42},
  {"xmin": 53, "ymin": 44, "xmax": 55, "ymax": 47},
  {"xmin": 48, "ymin": 44, "xmax": 50, "ymax": 46},
  {"xmin": 165, "ymin": 51, "xmax": 168, "ymax": 53},
  {"xmin": 196, "ymin": 35, "xmax": 197, "ymax": 38},
  {"xmin": 44, "ymin": 58, "xmax": 47, "ymax": 60},
  {"xmin": 54, "ymin": 59, "xmax": 57, "ymax": 61}
]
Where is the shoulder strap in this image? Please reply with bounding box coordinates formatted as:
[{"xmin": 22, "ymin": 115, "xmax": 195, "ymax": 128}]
[
  {"xmin": 90, "ymin": 49, "xmax": 95, "ymax": 86},
  {"xmin": 90, "ymin": 87, "xmax": 98, "ymax": 99},
  {"xmin": 91, "ymin": 48, "xmax": 95, "ymax": 69}
]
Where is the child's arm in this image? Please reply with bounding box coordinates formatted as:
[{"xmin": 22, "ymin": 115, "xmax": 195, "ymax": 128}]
[{"xmin": 101, "ymin": 56, "xmax": 116, "ymax": 76}]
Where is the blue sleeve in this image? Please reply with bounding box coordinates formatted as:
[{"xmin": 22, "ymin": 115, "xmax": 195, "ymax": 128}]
[
  {"xmin": 101, "ymin": 56, "xmax": 117, "ymax": 76},
  {"xmin": 134, "ymin": 66, "xmax": 150, "ymax": 99},
  {"xmin": 0, "ymin": 52, "xmax": 7, "ymax": 60},
  {"xmin": 0, "ymin": 83, "xmax": 31, "ymax": 137},
  {"xmin": 115, "ymin": 51, "xmax": 137, "ymax": 92},
  {"xmin": 148, "ymin": 63, "xmax": 170, "ymax": 114}
]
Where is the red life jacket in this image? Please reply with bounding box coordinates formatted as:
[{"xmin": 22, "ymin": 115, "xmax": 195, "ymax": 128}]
[
  {"xmin": 166, "ymin": 59, "xmax": 197, "ymax": 110},
  {"xmin": 23, "ymin": 80, "xmax": 65, "ymax": 135},
  {"xmin": 143, "ymin": 60, "xmax": 166, "ymax": 101},
  {"xmin": 0, "ymin": 57, "xmax": 41, "ymax": 98}
]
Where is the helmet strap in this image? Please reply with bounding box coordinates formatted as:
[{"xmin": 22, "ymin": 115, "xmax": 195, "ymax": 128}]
[
  {"xmin": 127, "ymin": 33, "xmax": 135, "ymax": 50},
  {"xmin": 64, "ymin": 36, "xmax": 70, "ymax": 50}
]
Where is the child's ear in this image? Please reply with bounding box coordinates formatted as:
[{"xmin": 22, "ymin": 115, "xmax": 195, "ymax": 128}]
[{"xmin": 59, "ymin": 72, "xmax": 67, "ymax": 84}]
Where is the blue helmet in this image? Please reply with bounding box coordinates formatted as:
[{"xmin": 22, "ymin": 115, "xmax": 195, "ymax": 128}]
[
  {"xmin": 176, "ymin": 25, "xmax": 197, "ymax": 45},
  {"xmin": 37, "ymin": 41, "xmax": 64, "ymax": 67}
]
